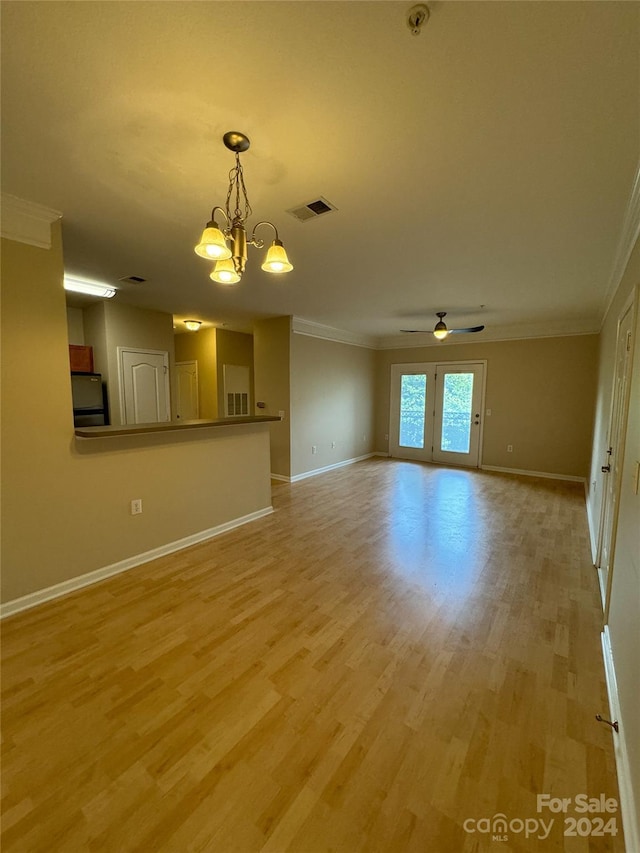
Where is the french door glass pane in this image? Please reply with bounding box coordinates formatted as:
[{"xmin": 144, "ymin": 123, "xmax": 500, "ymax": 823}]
[
  {"xmin": 399, "ymin": 374, "xmax": 426, "ymax": 448},
  {"xmin": 441, "ymin": 373, "xmax": 473, "ymax": 453}
]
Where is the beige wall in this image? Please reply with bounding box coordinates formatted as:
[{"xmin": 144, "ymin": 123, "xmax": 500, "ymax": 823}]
[
  {"xmin": 174, "ymin": 328, "xmax": 218, "ymax": 419},
  {"xmin": 588, "ymin": 237, "xmax": 640, "ymax": 838},
  {"xmin": 290, "ymin": 334, "xmax": 377, "ymax": 477},
  {"xmin": 253, "ymin": 316, "xmax": 291, "ymax": 478},
  {"xmin": 376, "ymin": 335, "xmax": 598, "ymax": 477},
  {"xmin": 66, "ymin": 306, "xmax": 85, "ymax": 345},
  {"xmin": 83, "ymin": 301, "xmax": 108, "ymax": 379},
  {"xmin": 1, "ymin": 226, "xmax": 272, "ymax": 604},
  {"xmin": 215, "ymin": 328, "xmax": 254, "ymax": 416}
]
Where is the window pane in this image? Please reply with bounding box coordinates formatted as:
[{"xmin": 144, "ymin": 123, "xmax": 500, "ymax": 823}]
[
  {"xmin": 399, "ymin": 374, "xmax": 426, "ymax": 448},
  {"xmin": 441, "ymin": 373, "xmax": 473, "ymax": 453}
]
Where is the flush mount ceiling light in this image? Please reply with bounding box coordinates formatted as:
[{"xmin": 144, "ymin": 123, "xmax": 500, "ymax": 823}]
[
  {"xmin": 184, "ymin": 320, "xmax": 202, "ymax": 332},
  {"xmin": 64, "ymin": 276, "xmax": 116, "ymax": 299},
  {"xmin": 195, "ymin": 131, "xmax": 293, "ymax": 285}
]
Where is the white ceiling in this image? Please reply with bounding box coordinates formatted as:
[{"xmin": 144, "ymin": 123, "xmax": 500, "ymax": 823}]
[{"xmin": 2, "ymin": 1, "xmax": 639, "ymax": 345}]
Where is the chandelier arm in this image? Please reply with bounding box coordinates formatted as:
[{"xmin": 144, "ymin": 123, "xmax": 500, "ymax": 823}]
[
  {"xmin": 250, "ymin": 220, "xmax": 279, "ymax": 248},
  {"xmin": 210, "ymin": 206, "xmax": 230, "ymax": 229}
]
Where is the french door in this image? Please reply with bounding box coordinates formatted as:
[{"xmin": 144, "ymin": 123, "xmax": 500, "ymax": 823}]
[{"xmin": 389, "ymin": 362, "xmax": 485, "ymax": 468}]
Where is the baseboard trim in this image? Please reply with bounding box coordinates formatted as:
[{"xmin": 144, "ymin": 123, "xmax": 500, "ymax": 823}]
[
  {"xmin": 290, "ymin": 453, "xmax": 376, "ymax": 483},
  {"xmin": 481, "ymin": 465, "xmax": 586, "ymax": 483},
  {"xmin": 270, "ymin": 473, "xmax": 290, "ymax": 483},
  {"xmin": 601, "ymin": 626, "xmax": 640, "ymax": 853},
  {"xmin": 0, "ymin": 506, "xmax": 274, "ymax": 620},
  {"xmin": 585, "ymin": 485, "xmax": 599, "ymax": 564}
]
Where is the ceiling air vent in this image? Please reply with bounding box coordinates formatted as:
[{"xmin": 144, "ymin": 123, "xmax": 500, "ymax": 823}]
[
  {"xmin": 287, "ymin": 197, "xmax": 337, "ymax": 223},
  {"xmin": 119, "ymin": 275, "xmax": 147, "ymax": 284}
]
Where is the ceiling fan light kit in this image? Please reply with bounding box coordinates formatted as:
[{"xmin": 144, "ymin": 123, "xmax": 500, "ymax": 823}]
[
  {"xmin": 433, "ymin": 312, "xmax": 449, "ymax": 340},
  {"xmin": 195, "ymin": 132, "xmax": 293, "ymax": 285}
]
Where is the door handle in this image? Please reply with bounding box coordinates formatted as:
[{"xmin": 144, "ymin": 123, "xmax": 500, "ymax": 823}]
[{"xmin": 601, "ymin": 465, "xmax": 611, "ymax": 473}]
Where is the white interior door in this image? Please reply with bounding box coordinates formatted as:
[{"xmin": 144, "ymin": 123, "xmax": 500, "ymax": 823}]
[
  {"xmin": 432, "ymin": 364, "xmax": 485, "ymax": 467},
  {"xmin": 119, "ymin": 348, "xmax": 170, "ymax": 424},
  {"xmin": 597, "ymin": 303, "xmax": 634, "ymax": 610},
  {"xmin": 175, "ymin": 360, "xmax": 199, "ymax": 420},
  {"xmin": 389, "ymin": 361, "xmax": 485, "ymax": 468}
]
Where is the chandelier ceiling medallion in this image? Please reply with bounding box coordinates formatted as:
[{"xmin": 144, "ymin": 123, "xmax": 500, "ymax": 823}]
[{"xmin": 195, "ymin": 131, "xmax": 293, "ymax": 285}]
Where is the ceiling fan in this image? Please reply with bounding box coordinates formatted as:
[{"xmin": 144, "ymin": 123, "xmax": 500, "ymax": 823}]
[{"xmin": 401, "ymin": 312, "xmax": 485, "ymax": 341}]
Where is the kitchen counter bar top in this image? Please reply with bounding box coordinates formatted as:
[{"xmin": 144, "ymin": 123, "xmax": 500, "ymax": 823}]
[{"xmin": 75, "ymin": 415, "xmax": 281, "ymax": 438}]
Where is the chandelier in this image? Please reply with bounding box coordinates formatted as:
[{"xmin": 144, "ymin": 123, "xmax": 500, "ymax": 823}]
[{"xmin": 194, "ymin": 131, "xmax": 293, "ymax": 284}]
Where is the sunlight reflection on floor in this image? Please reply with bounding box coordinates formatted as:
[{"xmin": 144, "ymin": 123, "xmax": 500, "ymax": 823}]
[{"xmin": 384, "ymin": 462, "xmax": 490, "ymax": 596}]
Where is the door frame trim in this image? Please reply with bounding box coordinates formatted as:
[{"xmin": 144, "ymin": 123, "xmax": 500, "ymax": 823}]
[{"xmin": 117, "ymin": 346, "xmax": 171, "ymax": 425}]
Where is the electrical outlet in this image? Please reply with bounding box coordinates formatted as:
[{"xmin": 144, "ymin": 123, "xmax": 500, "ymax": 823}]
[
  {"xmin": 311, "ymin": 445, "xmax": 317, "ymax": 454},
  {"xmin": 486, "ymin": 408, "xmax": 492, "ymax": 416},
  {"xmin": 131, "ymin": 499, "xmax": 143, "ymax": 515},
  {"xmin": 278, "ymin": 410, "xmax": 285, "ymax": 420},
  {"xmin": 507, "ymin": 444, "xmax": 513, "ymax": 453},
  {"xmin": 384, "ymin": 434, "xmax": 389, "ymax": 441}
]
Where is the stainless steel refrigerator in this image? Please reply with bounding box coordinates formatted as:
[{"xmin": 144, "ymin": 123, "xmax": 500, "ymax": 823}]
[{"xmin": 71, "ymin": 373, "xmax": 107, "ymax": 426}]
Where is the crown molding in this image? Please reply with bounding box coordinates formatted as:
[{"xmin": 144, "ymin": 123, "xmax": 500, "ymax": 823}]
[
  {"xmin": 601, "ymin": 161, "xmax": 640, "ymax": 326},
  {"xmin": 0, "ymin": 193, "xmax": 62, "ymax": 249},
  {"xmin": 292, "ymin": 317, "xmax": 377, "ymax": 349},
  {"xmin": 293, "ymin": 316, "xmax": 598, "ymax": 351}
]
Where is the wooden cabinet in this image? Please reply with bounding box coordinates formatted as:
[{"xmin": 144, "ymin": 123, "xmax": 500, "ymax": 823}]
[{"xmin": 69, "ymin": 345, "xmax": 94, "ymax": 373}]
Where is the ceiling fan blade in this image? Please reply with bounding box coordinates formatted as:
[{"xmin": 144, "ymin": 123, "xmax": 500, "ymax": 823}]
[{"xmin": 449, "ymin": 325, "xmax": 485, "ymax": 334}]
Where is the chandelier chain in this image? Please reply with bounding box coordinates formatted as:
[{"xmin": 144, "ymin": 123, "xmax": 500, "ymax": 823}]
[{"xmin": 226, "ymin": 152, "xmax": 253, "ymax": 225}]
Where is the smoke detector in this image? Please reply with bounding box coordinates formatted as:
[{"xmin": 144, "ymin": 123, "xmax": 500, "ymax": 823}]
[{"xmin": 407, "ymin": 4, "xmax": 429, "ymax": 35}]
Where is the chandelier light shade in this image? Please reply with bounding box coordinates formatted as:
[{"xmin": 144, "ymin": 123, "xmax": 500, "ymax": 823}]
[
  {"xmin": 262, "ymin": 240, "xmax": 293, "ymax": 273},
  {"xmin": 194, "ymin": 224, "xmax": 232, "ymax": 260},
  {"xmin": 184, "ymin": 320, "xmax": 202, "ymax": 332},
  {"xmin": 195, "ymin": 131, "xmax": 293, "ymax": 284},
  {"xmin": 210, "ymin": 258, "xmax": 241, "ymax": 285}
]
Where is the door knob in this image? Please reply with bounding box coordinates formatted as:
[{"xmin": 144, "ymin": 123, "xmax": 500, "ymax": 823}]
[{"xmin": 601, "ymin": 465, "xmax": 611, "ymax": 473}]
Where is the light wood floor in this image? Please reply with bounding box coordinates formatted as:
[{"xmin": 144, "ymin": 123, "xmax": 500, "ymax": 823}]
[{"xmin": 1, "ymin": 460, "xmax": 623, "ymax": 852}]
